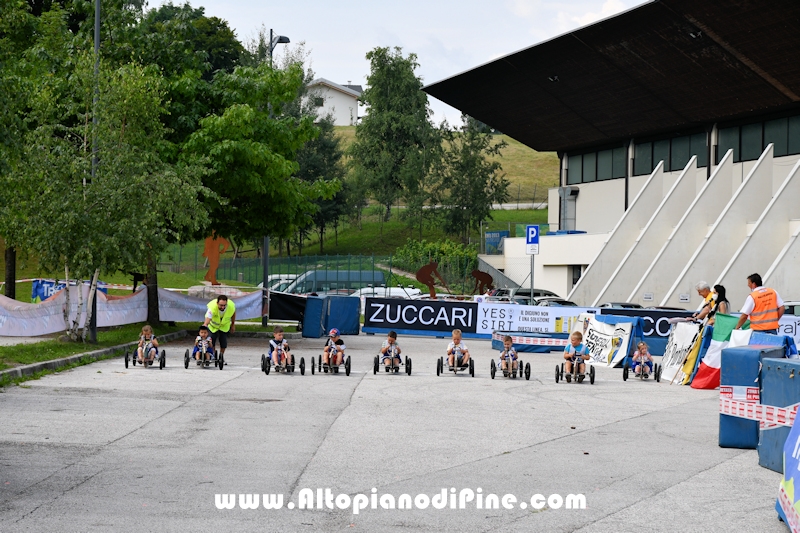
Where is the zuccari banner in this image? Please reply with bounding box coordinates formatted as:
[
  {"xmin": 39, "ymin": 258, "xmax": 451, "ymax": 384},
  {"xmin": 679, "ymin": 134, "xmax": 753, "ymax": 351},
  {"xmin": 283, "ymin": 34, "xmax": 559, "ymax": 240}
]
[{"xmin": 364, "ymin": 298, "xmax": 478, "ymax": 334}]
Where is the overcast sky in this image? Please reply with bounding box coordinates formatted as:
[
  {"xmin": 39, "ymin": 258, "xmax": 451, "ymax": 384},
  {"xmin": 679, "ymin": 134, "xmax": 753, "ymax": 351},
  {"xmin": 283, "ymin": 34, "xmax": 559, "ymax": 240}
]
[{"xmin": 179, "ymin": 0, "xmax": 645, "ymax": 125}]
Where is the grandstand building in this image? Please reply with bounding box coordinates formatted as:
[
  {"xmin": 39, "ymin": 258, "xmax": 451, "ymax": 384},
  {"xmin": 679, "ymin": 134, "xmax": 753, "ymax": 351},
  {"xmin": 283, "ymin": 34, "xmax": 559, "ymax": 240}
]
[{"xmin": 424, "ymin": 0, "xmax": 800, "ymax": 310}]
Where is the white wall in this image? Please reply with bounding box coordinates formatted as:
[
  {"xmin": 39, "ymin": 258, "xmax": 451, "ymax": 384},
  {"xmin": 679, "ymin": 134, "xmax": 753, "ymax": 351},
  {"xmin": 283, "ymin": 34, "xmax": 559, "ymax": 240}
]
[
  {"xmin": 308, "ymin": 86, "xmax": 359, "ymax": 126},
  {"xmin": 569, "ymin": 162, "xmax": 665, "ymax": 306},
  {"xmin": 574, "ymin": 179, "xmax": 625, "ymax": 233},
  {"xmin": 591, "ymin": 158, "xmax": 705, "ymax": 306},
  {"xmin": 661, "ymin": 146, "xmax": 775, "ymax": 308},
  {"xmin": 548, "ymin": 187, "xmax": 560, "ymax": 230},
  {"xmin": 719, "ymin": 158, "xmax": 800, "ymax": 308},
  {"xmin": 626, "ymin": 151, "xmax": 735, "ymax": 308},
  {"xmin": 494, "ymin": 233, "xmax": 606, "ymax": 298}
]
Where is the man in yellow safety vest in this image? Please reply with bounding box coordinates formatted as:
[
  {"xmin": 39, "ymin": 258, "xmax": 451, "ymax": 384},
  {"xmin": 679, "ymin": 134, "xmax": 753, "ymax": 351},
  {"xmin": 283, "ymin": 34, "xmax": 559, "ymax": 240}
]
[
  {"xmin": 735, "ymin": 273, "xmax": 784, "ymax": 334},
  {"xmin": 203, "ymin": 295, "xmax": 236, "ymax": 361}
]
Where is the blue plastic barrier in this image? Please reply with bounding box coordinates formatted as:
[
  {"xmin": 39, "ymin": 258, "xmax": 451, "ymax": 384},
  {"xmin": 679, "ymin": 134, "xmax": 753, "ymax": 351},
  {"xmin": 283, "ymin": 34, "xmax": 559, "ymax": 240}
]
[
  {"xmin": 302, "ymin": 297, "xmax": 327, "ymax": 338},
  {"xmin": 302, "ymin": 296, "xmax": 361, "ymax": 338},
  {"xmin": 748, "ymin": 332, "xmax": 798, "ymax": 358},
  {"xmin": 327, "ymin": 296, "xmax": 360, "ymax": 336},
  {"xmin": 759, "ymin": 358, "xmax": 800, "ymax": 473},
  {"xmin": 719, "ymin": 345, "xmax": 784, "ymax": 449}
]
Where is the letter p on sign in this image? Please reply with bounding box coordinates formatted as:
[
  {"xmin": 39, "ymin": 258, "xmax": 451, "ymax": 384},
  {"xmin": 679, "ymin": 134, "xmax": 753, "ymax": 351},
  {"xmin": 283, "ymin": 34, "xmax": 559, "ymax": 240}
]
[{"xmin": 526, "ymin": 225, "xmax": 539, "ymax": 255}]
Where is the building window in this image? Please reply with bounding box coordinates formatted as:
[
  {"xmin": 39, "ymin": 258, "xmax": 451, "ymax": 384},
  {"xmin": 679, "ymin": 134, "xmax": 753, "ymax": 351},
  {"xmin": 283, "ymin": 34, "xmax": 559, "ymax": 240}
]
[
  {"xmin": 717, "ymin": 126, "xmax": 740, "ymax": 164},
  {"xmin": 567, "ymin": 154, "xmax": 582, "ymax": 184},
  {"xmin": 740, "ymin": 122, "xmax": 763, "ymax": 161},
  {"xmin": 671, "ymin": 135, "xmax": 690, "ymax": 171},
  {"xmin": 582, "ymin": 152, "xmax": 596, "ymax": 182},
  {"xmin": 690, "ymin": 133, "xmax": 708, "ymax": 167},
  {"xmin": 597, "ymin": 149, "xmax": 613, "ymax": 181},
  {"xmin": 313, "ymin": 97, "xmax": 324, "ymax": 107},
  {"xmin": 633, "ymin": 142, "xmax": 652, "ymax": 176},
  {"xmin": 765, "ymin": 118, "xmax": 788, "ymax": 157},
  {"xmin": 571, "ymin": 265, "xmax": 582, "ymax": 288},
  {"xmin": 612, "ymin": 146, "xmax": 627, "ymax": 178},
  {"xmin": 565, "ymin": 147, "xmax": 627, "ymax": 185},
  {"xmin": 790, "ymin": 116, "xmax": 800, "ymax": 155}
]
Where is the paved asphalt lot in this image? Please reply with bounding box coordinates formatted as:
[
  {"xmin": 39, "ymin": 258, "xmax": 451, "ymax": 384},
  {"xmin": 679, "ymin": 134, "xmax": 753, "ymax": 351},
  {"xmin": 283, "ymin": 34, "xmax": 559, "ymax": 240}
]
[{"xmin": 0, "ymin": 334, "xmax": 785, "ymax": 532}]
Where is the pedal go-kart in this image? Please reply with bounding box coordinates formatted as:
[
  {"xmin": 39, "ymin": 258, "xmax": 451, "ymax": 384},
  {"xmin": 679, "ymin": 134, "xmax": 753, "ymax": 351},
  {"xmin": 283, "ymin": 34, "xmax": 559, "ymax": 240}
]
[
  {"xmin": 373, "ymin": 346, "xmax": 411, "ymax": 375},
  {"xmin": 555, "ymin": 358, "xmax": 595, "ymax": 384},
  {"xmin": 436, "ymin": 348, "xmax": 474, "ymax": 377},
  {"xmin": 125, "ymin": 345, "xmax": 165, "ymax": 369},
  {"xmin": 491, "ymin": 352, "xmax": 530, "ymax": 380},
  {"xmin": 622, "ymin": 358, "xmax": 662, "ymax": 382},
  {"xmin": 262, "ymin": 347, "xmax": 305, "ymax": 375},
  {"xmin": 314, "ymin": 352, "xmax": 351, "ymax": 375},
  {"xmin": 183, "ymin": 343, "xmax": 223, "ymax": 370}
]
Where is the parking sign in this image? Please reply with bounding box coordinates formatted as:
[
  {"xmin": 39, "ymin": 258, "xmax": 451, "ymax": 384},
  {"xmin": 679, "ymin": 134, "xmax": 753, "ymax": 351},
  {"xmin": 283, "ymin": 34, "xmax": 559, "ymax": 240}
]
[{"xmin": 526, "ymin": 225, "xmax": 539, "ymax": 255}]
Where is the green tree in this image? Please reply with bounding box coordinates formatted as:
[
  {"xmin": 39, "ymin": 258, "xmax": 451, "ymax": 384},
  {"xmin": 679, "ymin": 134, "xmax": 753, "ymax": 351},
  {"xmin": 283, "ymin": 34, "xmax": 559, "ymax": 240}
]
[
  {"xmin": 182, "ymin": 62, "xmax": 336, "ymax": 246},
  {"xmin": 0, "ymin": 0, "xmax": 61, "ymax": 297},
  {"xmin": 295, "ymin": 116, "xmax": 346, "ymax": 253},
  {"xmin": 435, "ymin": 115, "xmax": 509, "ymax": 242},
  {"xmin": 350, "ymin": 46, "xmax": 439, "ymax": 232}
]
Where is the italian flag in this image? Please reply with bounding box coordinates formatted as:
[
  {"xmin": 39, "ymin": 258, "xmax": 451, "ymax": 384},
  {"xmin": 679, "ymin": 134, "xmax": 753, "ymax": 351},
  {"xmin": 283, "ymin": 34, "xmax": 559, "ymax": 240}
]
[{"xmin": 691, "ymin": 314, "xmax": 740, "ymax": 390}]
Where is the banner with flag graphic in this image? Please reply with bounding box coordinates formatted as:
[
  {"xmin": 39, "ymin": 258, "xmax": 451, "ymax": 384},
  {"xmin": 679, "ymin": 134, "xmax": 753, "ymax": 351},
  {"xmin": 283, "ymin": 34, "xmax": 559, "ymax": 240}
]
[{"xmin": 691, "ymin": 314, "xmax": 747, "ymax": 389}]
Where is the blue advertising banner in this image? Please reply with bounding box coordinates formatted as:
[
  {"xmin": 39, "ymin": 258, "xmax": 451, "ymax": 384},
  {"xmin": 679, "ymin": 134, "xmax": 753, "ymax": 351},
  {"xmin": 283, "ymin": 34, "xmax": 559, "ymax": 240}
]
[
  {"xmin": 31, "ymin": 279, "xmax": 107, "ymax": 303},
  {"xmin": 485, "ymin": 231, "xmax": 509, "ymax": 254}
]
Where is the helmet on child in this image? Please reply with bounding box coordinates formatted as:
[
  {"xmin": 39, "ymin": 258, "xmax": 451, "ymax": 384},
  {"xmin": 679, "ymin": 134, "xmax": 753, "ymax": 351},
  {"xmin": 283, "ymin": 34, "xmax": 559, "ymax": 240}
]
[{"xmin": 328, "ymin": 328, "xmax": 340, "ymax": 337}]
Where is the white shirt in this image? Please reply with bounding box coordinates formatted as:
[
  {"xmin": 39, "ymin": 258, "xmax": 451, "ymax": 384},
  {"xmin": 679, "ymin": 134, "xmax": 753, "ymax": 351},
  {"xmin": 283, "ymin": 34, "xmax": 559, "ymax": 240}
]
[
  {"xmin": 448, "ymin": 341, "xmax": 468, "ymax": 354},
  {"xmin": 740, "ymin": 286, "xmax": 784, "ymax": 315}
]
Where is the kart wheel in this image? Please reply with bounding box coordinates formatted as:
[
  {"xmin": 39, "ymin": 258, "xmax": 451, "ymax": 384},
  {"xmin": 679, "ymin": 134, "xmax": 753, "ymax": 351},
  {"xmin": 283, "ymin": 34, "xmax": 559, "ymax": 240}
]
[
  {"xmin": 345, "ymin": 356, "xmax": 351, "ymax": 376},
  {"xmin": 125, "ymin": 352, "xmax": 129, "ymax": 369},
  {"xmin": 373, "ymin": 355, "xmax": 378, "ymax": 375},
  {"xmin": 160, "ymin": 350, "xmax": 165, "ymax": 369},
  {"xmin": 560, "ymin": 362, "xmax": 564, "ymax": 379},
  {"xmin": 261, "ymin": 354, "xmax": 266, "ymax": 372},
  {"xmin": 469, "ymin": 358, "xmax": 475, "ymax": 377},
  {"xmin": 218, "ymin": 354, "xmax": 224, "ymax": 370},
  {"xmin": 490, "ymin": 360, "xmax": 496, "ymax": 379},
  {"xmin": 555, "ymin": 364, "xmax": 560, "ymax": 383},
  {"xmin": 436, "ymin": 357, "xmax": 442, "ymax": 376},
  {"xmin": 318, "ymin": 354, "xmax": 322, "ymax": 373},
  {"xmin": 133, "ymin": 354, "xmax": 137, "ymax": 366},
  {"xmin": 656, "ymin": 363, "xmax": 662, "ymax": 383},
  {"xmin": 623, "ymin": 363, "xmax": 629, "ymax": 381},
  {"xmin": 290, "ymin": 354, "xmax": 296, "ymax": 373},
  {"xmin": 300, "ymin": 357, "xmax": 305, "ymax": 376},
  {"xmin": 525, "ymin": 362, "xmax": 531, "ymax": 380},
  {"xmin": 265, "ymin": 358, "xmax": 271, "ymax": 375},
  {"xmin": 407, "ymin": 358, "xmax": 412, "ymax": 375},
  {"xmin": 590, "ymin": 365, "xmax": 596, "ymax": 385},
  {"xmin": 311, "ymin": 359, "xmax": 315, "ymax": 375},
  {"xmin": 184, "ymin": 349, "xmax": 189, "ymax": 369}
]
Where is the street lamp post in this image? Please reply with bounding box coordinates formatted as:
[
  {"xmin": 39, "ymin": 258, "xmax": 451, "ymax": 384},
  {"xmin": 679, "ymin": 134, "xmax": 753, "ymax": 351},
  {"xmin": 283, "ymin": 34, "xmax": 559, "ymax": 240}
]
[{"xmin": 262, "ymin": 29, "xmax": 290, "ymax": 327}]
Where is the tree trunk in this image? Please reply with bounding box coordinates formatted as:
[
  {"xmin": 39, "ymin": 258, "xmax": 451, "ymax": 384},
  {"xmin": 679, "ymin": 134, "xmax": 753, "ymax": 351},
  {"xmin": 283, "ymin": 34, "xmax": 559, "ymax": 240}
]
[
  {"xmin": 4, "ymin": 246, "xmax": 15, "ymax": 300},
  {"xmin": 146, "ymin": 252, "xmax": 160, "ymax": 325},
  {"xmin": 319, "ymin": 225, "xmax": 324, "ymax": 254},
  {"xmin": 83, "ymin": 269, "xmax": 100, "ymax": 343},
  {"xmin": 63, "ymin": 265, "xmax": 71, "ymax": 339}
]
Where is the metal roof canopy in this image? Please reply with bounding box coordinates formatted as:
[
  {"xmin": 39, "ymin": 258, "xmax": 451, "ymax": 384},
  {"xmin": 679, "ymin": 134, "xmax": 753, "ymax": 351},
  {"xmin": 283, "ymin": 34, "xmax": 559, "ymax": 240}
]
[{"xmin": 422, "ymin": 0, "xmax": 800, "ymax": 153}]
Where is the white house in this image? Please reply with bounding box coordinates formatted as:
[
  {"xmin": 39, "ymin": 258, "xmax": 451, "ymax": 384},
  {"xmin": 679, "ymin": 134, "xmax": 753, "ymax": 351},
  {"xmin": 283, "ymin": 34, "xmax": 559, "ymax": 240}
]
[{"xmin": 306, "ymin": 78, "xmax": 362, "ymax": 126}]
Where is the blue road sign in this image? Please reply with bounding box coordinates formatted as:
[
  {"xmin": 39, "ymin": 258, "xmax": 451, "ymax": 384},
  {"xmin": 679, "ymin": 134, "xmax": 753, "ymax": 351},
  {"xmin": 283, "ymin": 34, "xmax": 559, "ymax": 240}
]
[{"xmin": 526, "ymin": 225, "xmax": 539, "ymax": 255}]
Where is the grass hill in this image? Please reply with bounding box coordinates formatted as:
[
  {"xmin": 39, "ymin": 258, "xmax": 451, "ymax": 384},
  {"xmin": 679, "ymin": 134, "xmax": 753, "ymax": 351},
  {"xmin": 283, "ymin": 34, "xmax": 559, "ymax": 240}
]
[{"xmin": 334, "ymin": 126, "xmax": 560, "ymax": 204}]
